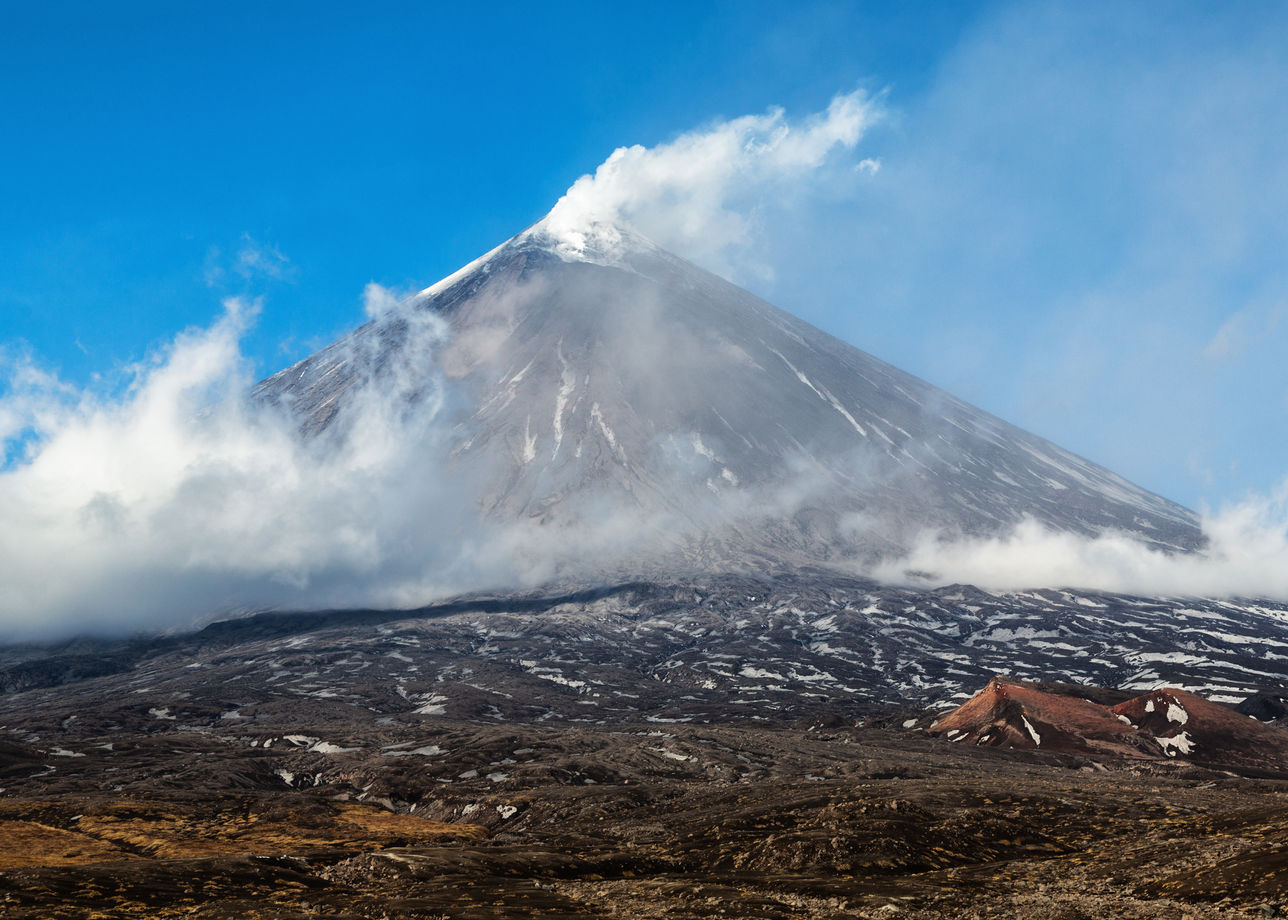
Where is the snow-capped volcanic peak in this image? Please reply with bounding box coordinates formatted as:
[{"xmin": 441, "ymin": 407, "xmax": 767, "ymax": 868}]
[
  {"xmin": 257, "ymin": 220, "xmax": 1203, "ymax": 577},
  {"xmin": 417, "ymin": 215, "xmax": 668, "ymax": 305},
  {"xmin": 522, "ymin": 215, "xmax": 637, "ymax": 266}
]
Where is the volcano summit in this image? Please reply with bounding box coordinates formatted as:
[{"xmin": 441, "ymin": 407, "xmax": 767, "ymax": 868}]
[{"xmin": 257, "ymin": 217, "xmax": 1201, "ymax": 579}]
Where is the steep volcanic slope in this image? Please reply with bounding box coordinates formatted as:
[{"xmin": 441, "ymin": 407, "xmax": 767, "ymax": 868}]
[
  {"xmin": 256, "ymin": 220, "xmax": 1200, "ymax": 571},
  {"xmin": 932, "ymin": 679, "xmax": 1288, "ymax": 774}
]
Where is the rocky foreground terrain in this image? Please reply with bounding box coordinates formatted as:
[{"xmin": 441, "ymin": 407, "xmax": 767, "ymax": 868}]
[{"xmin": 2, "ymin": 573, "xmax": 1287, "ymax": 918}]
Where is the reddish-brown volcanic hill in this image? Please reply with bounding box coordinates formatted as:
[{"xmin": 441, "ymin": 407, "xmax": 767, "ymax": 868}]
[
  {"xmin": 929, "ymin": 678, "xmax": 1160, "ymax": 759},
  {"xmin": 931, "ymin": 680, "xmax": 1288, "ymax": 774},
  {"xmin": 1111, "ymin": 687, "xmax": 1288, "ymax": 775}
]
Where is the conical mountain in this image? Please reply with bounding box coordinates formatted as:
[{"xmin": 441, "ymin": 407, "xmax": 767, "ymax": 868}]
[{"xmin": 255, "ymin": 218, "xmax": 1201, "ymax": 574}]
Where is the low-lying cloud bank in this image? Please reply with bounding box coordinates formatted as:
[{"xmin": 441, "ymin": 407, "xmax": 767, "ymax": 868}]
[
  {"xmin": 0, "ymin": 299, "xmax": 489, "ymax": 639},
  {"xmin": 876, "ymin": 493, "xmax": 1288, "ymax": 600},
  {"xmin": 0, "ymin": 290, "xmax": 804, "ymax": 639}
]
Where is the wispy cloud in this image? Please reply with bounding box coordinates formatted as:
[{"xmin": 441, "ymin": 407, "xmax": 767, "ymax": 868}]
[
  {"xmin": 7, "ymin": 8, "xmax": 1288, "ymax": 641},
  {"xmin": 1203, "ymin": 302, "xmax": 1288, "ymax": 361},
  {"xmin": 362, "ymin": 282, "xmax": 408, "ymax": 319},
  {"xmin": 204, "ymin": 234, "xmax": 296, "ymax": 287},
  {"xmin": 235, "ymin": 234, "xmax": 293, "ymax": 281}
]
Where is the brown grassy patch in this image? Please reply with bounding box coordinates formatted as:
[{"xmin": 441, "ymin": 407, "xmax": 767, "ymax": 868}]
[
  {"xmin": 334, "ymin": 802, "xmax": 488, "ymax": 840},
  {"xmin": 0, "ymin": 819, "xmax": 127, "ymax": 868},
  {"xmin": 0, "ymin": 797, "xmax": 484, "ymax": 867}
]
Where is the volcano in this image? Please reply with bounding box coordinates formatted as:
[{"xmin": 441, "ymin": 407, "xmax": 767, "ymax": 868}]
[{"xmin": 256, "ymin": 218, "xmax": 1201, "ymax": 575}]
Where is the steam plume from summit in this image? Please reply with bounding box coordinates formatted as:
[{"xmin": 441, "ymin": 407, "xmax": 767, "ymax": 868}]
[{"xmin": 540, "ymin": 90, "xmax": 881, "ymax": 275}]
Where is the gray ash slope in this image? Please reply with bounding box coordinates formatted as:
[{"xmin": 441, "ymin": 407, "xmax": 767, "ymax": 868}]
[{"xmin": 256, "ymin": 220, "xmax": 1199, "ymax": 572}]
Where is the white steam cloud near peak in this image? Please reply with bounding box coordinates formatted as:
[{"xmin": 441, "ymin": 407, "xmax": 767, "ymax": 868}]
[{"xmin": 540, "ymin": 90, "xmax": 882, "ymax": 277}]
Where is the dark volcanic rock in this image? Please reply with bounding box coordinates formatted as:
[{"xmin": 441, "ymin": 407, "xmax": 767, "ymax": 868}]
[
  {"xmin": 2, "ymin": 574, "xmax": 1288, "ymax": 727},
  {"xmin": 1238, "ymin": 690, "xmax": 1288, "ymax": 725},
  {"xmin": 0, "ymin": 654, "xmax": 134, "ymax": 694},
  {"xmin": 0, "ymin": 716, "xmax": 1286, "ymax": 918}
]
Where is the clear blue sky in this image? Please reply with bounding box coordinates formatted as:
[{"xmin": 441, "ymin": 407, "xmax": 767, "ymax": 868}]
[{"xmin": 4, "ymin": 0, "xmax": 1287, "ymax": 512}]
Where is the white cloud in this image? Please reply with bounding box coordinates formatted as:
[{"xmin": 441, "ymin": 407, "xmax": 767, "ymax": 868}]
[
  {"xmin": 10, "ymin": 69, "xmax": 1288, "ymax": 641},
  {"xmin": 540, "ymin": 90, "xmax": 882, "ymax": 277},
  {"xmin": 7, "ymin": 276, "xmax": 1288, "ymax": 643},
  {"xmin": 0, "ymin": 289, "xmax": 755, "ymax": 639},
  {"xmin": 875, "ymin": 485, "xmax": 1288, "ymax": 599},
  {"xmin": 0, "ymin": 300, "xmax": 484, "ymax": 638},
  {"xmin": 0, "ymin": 93, "xmax": 893, "ymax": 639}
]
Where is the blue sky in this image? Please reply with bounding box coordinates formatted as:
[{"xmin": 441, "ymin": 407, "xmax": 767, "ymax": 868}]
[{"xmin": 4, "ymin": 0, "xmax": 1287, "ymax": 512}]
